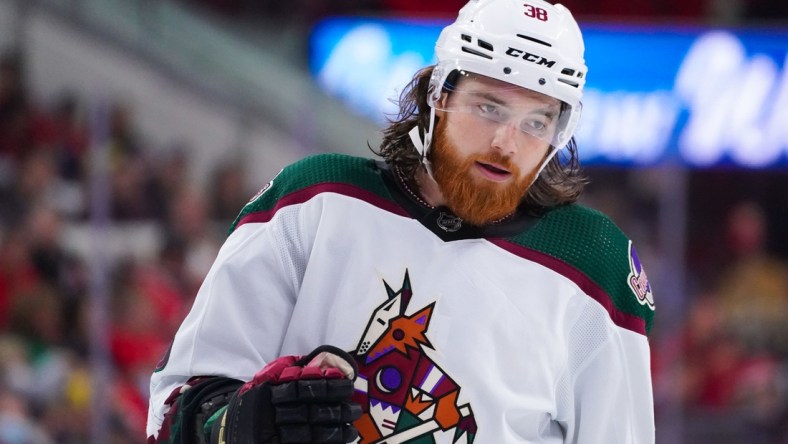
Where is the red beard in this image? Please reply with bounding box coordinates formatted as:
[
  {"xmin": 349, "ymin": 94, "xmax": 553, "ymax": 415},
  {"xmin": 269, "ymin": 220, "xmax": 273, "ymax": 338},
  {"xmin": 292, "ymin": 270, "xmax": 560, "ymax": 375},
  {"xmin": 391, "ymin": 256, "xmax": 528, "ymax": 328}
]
[{"xmin": 430, "ymin": 123, "xmax": 535, "ymax": 226}]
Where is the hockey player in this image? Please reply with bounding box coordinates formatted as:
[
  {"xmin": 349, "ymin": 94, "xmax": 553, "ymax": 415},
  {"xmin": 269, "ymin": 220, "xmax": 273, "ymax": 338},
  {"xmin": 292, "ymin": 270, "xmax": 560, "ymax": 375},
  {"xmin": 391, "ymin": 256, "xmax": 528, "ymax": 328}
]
[{"xmin": 148, "ymin": 0, "xmax": 656, "ymax": 442}]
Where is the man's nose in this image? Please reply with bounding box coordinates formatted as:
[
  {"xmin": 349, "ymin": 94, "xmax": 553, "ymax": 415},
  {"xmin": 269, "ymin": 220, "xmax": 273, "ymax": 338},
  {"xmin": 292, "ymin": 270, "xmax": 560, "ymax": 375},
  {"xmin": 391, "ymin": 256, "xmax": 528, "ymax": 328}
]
[{"xmin": 491, "ymin": 122, "xmax": 519, "ymax": 156}]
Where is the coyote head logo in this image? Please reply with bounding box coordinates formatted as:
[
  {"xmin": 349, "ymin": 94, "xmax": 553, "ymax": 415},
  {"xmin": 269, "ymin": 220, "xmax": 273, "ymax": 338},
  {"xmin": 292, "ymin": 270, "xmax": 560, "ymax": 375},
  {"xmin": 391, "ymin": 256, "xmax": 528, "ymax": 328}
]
[
  {"xmin": 350, "ymin": 270, "xmax": 477, "ymax": 444},
  {"xmin": 355, "ymin": 272, "xmax": 433, "ymax": 364}
]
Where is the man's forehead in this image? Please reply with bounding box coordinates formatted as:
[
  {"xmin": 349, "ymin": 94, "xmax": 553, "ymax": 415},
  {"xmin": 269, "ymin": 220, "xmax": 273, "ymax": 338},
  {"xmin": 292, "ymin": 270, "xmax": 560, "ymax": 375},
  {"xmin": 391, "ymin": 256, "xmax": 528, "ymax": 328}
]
[{"xmin": 455, "ymin": 73, "xmax": 561, "ymax": 108}]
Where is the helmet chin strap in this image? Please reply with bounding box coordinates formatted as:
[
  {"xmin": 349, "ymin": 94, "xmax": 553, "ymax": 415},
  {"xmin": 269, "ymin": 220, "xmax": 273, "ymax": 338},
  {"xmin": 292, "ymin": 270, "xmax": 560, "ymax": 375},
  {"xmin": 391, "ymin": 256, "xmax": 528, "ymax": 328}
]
[{"xmin": 408, "ymin": 106, "xmax": 437, "ymax": 180}]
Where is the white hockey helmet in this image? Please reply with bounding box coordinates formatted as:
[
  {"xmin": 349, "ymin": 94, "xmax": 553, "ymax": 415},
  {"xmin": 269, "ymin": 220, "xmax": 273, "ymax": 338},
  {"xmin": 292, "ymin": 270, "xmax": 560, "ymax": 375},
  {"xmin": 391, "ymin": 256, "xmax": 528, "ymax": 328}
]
[{"xmin": 411, "ymin": 0, "xmax": 587, "ymax": 173}]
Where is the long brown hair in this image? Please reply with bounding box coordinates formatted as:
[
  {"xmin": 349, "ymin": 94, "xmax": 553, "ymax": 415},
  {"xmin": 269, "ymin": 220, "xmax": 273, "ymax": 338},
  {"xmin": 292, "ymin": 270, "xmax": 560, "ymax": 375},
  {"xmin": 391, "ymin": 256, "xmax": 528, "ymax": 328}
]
[{"xmin": 373, "ymin": 66, "xmax": 588, "ymax": 212}]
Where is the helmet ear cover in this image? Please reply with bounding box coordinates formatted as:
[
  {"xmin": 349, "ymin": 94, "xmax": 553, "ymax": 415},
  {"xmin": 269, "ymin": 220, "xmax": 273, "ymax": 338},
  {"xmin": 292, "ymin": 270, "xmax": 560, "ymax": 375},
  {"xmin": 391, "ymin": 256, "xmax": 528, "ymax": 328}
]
[
  {"xmin": 443, "ymin": 70, "xmax": 462, "ymax": 93},
  {"xmin": 427, "ymin": 69, "xmax": 461, "ymax": 109}
]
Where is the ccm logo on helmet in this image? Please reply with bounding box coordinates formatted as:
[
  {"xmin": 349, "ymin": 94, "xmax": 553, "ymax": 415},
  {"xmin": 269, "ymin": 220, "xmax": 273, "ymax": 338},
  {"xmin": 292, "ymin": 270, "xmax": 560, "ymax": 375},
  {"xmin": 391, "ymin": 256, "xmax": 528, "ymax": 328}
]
[{"xmin": 505, "ymin": 47, "xmax": 556, "ymax": 68}]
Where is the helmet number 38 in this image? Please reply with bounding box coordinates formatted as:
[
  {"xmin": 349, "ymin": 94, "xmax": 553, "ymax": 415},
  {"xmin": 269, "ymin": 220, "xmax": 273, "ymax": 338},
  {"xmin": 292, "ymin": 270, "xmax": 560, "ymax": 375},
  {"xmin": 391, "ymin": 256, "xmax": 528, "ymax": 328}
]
[{"xmin": 523, "ymin": 3, "xmax": 549, "ymax": 21}]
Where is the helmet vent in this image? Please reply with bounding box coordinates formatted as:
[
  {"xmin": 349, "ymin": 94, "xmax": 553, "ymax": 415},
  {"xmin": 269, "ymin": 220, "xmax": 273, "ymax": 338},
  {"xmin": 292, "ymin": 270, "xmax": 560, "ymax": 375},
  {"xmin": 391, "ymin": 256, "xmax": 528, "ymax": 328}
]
[
  {"xmin": 558, "ymin": 78, "xmax": 580, "ymax": 88},
  {"xmin": 561, "ymin": 68, "xmax": 575, "ymax": 76},
  {"xmin": 461, "ymin": 46, "xmax": 493, "ymax": 60},
  {"xmin": 477, "ymin": 39, "xmax": 494, "ymax": 51},
  {"xmin": 516, "ymin": 34, "xmax": 552, "ymax": 48},
  {"xmin": 461, "ymin": 34, "xmax": 472, "ymax": 43}
]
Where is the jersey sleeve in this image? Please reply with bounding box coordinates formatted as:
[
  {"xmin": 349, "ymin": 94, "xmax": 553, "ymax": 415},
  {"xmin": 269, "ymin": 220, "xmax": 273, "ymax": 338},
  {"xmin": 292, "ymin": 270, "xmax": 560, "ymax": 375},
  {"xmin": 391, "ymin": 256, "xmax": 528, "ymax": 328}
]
[
  {"xmin": 555, "ymin": 298, "xmax": 655, "ymax": 443},
  {"xmin": 146, "ymin": 154, "xmax": 394, "ymax": 439},
  {"xmin": 146, "ymin": 202, "xmax": 311, "ymax": 438},
  {"xmin": 147, "ymin": 156, "xmax": 321, "ymax": 438},
  {"xmin": 506, "ymin": 204, "xmax": 655, "ymax": 442}
]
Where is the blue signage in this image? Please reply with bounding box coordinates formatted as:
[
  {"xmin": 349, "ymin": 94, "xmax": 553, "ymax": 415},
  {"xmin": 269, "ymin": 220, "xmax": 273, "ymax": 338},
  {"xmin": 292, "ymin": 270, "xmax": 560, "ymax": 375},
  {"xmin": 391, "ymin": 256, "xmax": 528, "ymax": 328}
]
[{"xmin": 309, "ymin": 18, "xmax": 788, "ymax": 168}]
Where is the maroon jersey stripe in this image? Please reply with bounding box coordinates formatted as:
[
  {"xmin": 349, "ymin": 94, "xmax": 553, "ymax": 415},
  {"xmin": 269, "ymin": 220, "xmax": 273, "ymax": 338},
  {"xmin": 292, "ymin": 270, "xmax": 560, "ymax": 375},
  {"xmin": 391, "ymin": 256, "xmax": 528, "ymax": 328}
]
[
  {"xmin": 236, "ymin": 182, "xmax": 409, "ymax": 227},
  {"xmin": 489, "ymin": 238, "xmax": 647, "ymax": 336}
]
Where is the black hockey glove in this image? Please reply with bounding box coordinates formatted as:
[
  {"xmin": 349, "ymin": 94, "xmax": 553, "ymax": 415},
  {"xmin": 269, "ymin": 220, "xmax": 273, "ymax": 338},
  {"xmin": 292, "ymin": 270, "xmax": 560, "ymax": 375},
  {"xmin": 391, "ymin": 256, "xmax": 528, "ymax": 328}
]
[{"xmin": 214, "ymin": 345, "xmax": 362, "ymax": 444}]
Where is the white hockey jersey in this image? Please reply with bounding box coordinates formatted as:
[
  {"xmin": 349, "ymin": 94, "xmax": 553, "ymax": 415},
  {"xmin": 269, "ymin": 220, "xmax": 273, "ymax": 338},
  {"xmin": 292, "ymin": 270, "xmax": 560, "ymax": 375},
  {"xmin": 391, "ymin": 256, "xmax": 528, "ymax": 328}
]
[{"xmin": 148, "ymin": 153, "xmax": 656, "ymax": 443}]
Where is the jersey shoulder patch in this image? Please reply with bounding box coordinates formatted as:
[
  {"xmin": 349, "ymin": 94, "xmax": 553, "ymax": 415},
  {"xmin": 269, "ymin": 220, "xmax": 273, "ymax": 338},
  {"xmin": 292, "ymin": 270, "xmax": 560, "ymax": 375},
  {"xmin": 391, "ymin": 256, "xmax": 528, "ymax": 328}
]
[
  {"xmin": 507, "ymin": 204, "xmax": 655, "ymax": 334},
  {"xmin": 229, "ymin": 154, "xmax": 395, "ymax": 233}
]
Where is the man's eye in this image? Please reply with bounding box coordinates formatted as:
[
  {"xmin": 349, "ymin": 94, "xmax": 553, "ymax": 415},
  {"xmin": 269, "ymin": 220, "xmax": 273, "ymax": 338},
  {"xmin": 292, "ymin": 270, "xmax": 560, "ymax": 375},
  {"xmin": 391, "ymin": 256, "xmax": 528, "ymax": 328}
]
[
  {"xmin": 478, "ymin": 103, "xmax": 498, "ymax": 114},
  {"xmin": 524, "ymin": 120, "xmax": 547, "ymax": 131}
]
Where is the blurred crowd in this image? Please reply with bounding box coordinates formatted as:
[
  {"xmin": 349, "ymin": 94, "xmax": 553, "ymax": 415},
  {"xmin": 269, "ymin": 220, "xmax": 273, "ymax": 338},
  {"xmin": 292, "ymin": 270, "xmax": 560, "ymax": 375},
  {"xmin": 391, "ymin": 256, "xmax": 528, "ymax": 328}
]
[
  {"xmin": 2, "ymin": 3, "xmax": 788, "ymax": 439},
  {"xmin": 0, "ymin": 50, "xmax": 250, "ymax": 442},
  {"xmin": 652, "ymin": 199, "xmax": 788, "ymax": 443}
]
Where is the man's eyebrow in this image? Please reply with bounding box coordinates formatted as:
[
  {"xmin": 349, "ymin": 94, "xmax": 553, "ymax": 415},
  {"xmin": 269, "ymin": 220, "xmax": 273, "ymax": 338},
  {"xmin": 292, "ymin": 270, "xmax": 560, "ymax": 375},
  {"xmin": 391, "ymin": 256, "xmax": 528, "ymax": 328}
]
[
  {"xmin": 468, "ymin": 91, "xmax": 508, "ymax": 106},
  {"xmin": 533, "ymin": 105, "xmax": 561, "ymax": 118},
  {"xmin": 468, "ymin": 91, "xmax": 560, "ymax": 112},
  {"xmin": 465, "ymin": 89, "xmax": 561, "ymax": 118}
]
